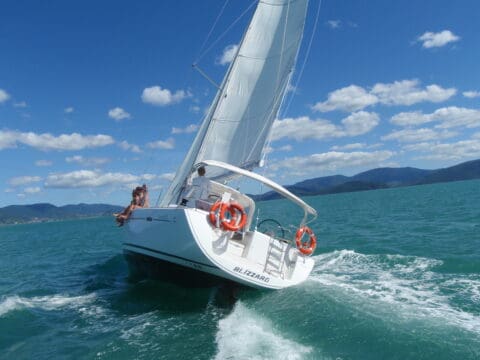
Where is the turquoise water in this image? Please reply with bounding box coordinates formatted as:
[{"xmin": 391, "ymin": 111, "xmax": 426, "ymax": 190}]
[{"xmin": 1, "ymin": 180, "xmax": 479, "ymax": 359}]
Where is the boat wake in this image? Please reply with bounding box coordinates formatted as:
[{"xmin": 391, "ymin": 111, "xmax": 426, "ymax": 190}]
[
  {"xmin": 310, "ymin": 250, "xmax": 480, "ymax": 335},
  {"xmin": 214, "ymin": 301, "xmax": 313, "ymax": 360},
  {"xmin": 0, "ymin": 293, "xmax": 98, "ymax": 317}
]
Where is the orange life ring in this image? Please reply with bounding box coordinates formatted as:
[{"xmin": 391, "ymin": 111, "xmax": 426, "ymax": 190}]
[
  {"xmin": 209, "ymin": 201, "xmax": 229, "ymax": 227},
  {"xmin": 221, "ymin": 202, "xmax": 247, "ymax": 232},
  {"xmin": 295, "ymin": 226, "xmax": 316, "ymax": 256}
]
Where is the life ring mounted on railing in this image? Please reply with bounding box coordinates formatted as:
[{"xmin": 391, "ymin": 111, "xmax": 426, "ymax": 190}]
[
  {"xmin": 295, "ymin": 226, "xmax": 316, "ymax": 256},
  {"xmin": 209, "ymin": 201, "xmax": 247, "ymax": 232}
]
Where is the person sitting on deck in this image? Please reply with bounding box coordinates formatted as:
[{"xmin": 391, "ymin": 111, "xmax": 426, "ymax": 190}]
[{"xmin": 115, "ymin": 184, "xmax": 149, "ymax": 226}]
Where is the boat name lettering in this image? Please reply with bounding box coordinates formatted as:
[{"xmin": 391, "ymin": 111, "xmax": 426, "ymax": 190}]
[{"xmin": 233, "ymin": 266, "xmax": 270, "ymax": 283}]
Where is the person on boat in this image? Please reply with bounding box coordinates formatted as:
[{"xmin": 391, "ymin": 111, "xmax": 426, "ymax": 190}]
[
  {"xmin": 115, "ymin": 185, "xmax": 149, "ymax": 226},
  {"xmin": 181, "ymin": 166, "xmax": 211, "ymax": 207},
  {"xmin": 137, "ymin": 184, "xmax": 150, "ymax": 208}
]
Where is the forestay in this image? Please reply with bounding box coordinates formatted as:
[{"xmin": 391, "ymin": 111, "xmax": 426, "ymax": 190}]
[{"xmin": 162, "ymin": 0, "xmax": 309, "ymax": 206}]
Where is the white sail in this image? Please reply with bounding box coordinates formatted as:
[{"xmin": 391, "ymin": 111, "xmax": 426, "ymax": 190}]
[{"xmin": 162, "ymin": 0, "xmax": 309, "ymax": 206}]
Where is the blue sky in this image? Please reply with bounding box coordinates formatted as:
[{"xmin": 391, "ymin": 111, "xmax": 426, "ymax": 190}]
[{"xmin": 1, "ymin": 0, "xmax": 479, "ymax": 207}]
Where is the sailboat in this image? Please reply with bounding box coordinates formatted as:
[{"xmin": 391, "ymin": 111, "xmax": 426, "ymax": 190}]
[{"xmin": 122, "ymin": 0, "xmax": 318, "ymax": 289}]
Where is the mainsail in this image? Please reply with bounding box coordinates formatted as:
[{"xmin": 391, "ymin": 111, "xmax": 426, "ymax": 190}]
[{"xmin": 162, "ymin": 0, "xmax": 309, "ymax": 206}]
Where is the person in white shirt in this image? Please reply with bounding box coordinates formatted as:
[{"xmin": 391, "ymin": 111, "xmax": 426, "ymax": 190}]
[{"xmin": 182, "ymin": 166, "xmax": 211, "ymax": 207}]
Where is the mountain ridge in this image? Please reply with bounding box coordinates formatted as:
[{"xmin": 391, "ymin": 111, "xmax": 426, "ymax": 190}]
[{"xmin": 252, "ymin": 159, "xmax": 480, "ymax": 201}]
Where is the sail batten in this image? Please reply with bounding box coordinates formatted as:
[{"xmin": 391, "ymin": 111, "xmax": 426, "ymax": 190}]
[{"xmin": 162, "ymin": 0, "xmax": 308, "ymax": 206}]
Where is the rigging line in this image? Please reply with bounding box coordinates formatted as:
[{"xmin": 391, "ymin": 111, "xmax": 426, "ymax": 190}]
[
  {"xmin": 195, "ymin": 0, "xmax": 257, "ymax": 64},
  {"xmin": 282, "ymin": 0, "xmax": 322, "ymax": 118},
  {"xmin": 195, "ymin": 0, "xmax": 230, "ymax": 63}
]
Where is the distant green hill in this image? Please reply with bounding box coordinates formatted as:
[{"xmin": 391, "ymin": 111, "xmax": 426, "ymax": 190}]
[
  {"xmin": 253, "ymin": 158, "xmax": 480, "ymax": 201},
  {"xmin": 0, "ymin": 203, "xmax": 122, "ymax": 225}
]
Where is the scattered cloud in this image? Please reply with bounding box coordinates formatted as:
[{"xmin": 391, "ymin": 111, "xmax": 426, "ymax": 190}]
[
  {"xmin": 313, "ymin": 80, "xmax": 456, "ymax": 113},
  {"xmin": 417, "ymin": 30, "xmax": 460, "ymax": 48},
  {"xmin": 13, "ymin": 101, "xmax": 27, "ymax": 108},
  {"xmin": 313, "ymin": 85, "xmax": 377, "ymax": 112},
  {"xmin": 264, "ymin": 144, "xmax": 293, "ymax": 154},
  {"xmin": 64, "ymin": 107, "xmax": 74, "ymax": 113},
  {"xmin": 0, "ymin": 89, "xmax": 10, "ymax": 103},
  {"xmin": 0, "ymin": 130, "xmax": 114, "ymax": 151},
  {"xmin": 142, "ymin": 85, "xmax": 191, "ymax": 106},
  {"xmin": 390, "ymin": 106, "xmax": 480, "ymax": 129},
  {"xmin": 217, "ymin": 44, "xmax": 238, "ymax": 65},
  {"xmin": 159, "ymin": 172, "xmax": 176, "ymax": 181},
  {"xmin": 330, "ymin": 143, "xmax": 366, "ymax": 151},
  {"xmin": 35, "ymin": 160, "xmax": 53, "ymax": 167},
  {"xmin": 271, "ymin": 111, "xmax": 379, "ymax": 141},
  {"xmin": 45, "ymin": 170, "xmax": 142, "ymax": 188},
  {"xmin": 404, "ymin": 139, "xmax": 480, "ymax": 161},
  {"xmin": 371, "ymin": 79, "xmax": 456, "ymax": 106},
  {"xmin": 8, "ymin": 176, "xmax": 42, "ymax": 186},
  {"xmin": 24, "ymin": 186, "xmax": 41, "ymax": 194},
  {"xmin": 108, "ymin": 107, "xmax": 131, "ymax": 121},
  {"xmin": 326, "ymin": 20, "xmax": 341, "ymax": 29},
  {"xmin": 118, "ymin": 140, "xmax": 142, "ymax": 153},
  {"xmin": 463, "ymin": 91, "xmax": 480, "ymax": 98},
  {"xmin": 146, "ymin": 137, "xmax": 175, "ymax": 149},
  {"xmin": 172, "ymin": 124, "xmax": 199, "ymax": 134},
  {"xmin": 382, "ymin": 128, "xmax": 457, "ymax": 143},
  {"xmin": 189, "ymin": 105, "xmax": 201, "ymax": 113},
  {"xmin": 270, "ymin": 150, "xmax": 395, "ymax": 175},
  {"xmin": 65, "ymin": 155, "xmax": 110, "ymax": 166}
]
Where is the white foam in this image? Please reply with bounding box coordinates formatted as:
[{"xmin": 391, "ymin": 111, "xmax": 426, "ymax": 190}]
[
  {"xmin": 310, "ymin": 250, "xmax": 480, "ymax": 334},
  {"xmin": 214, "ymin": 301, "xmax": 313, "ymax": 360},
  {"xmin": 0, "ymin": 293, "xmax": 97, "ymax": 317}
]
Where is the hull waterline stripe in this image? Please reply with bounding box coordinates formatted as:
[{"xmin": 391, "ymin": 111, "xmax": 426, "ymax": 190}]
[{"xmin": 123, "ymin": 243, "xmax": 218, "ymax": 269}]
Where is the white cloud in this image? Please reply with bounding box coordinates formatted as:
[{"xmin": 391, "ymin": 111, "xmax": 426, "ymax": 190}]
[
  {"xmin": 313, "ymin": 80, "xmax": 456, "ymax": 112},
  {"xmin": 64, "ymin": 107, "xmax": 74, "ymax": 113},
  {"xmin": 172, "ymin": 124, "xmax": 199, "ymax": 134},
  {"xmin": 264, "ymin": 144, "xmax": 293, "ymax": 154},
  {"xmin": 463, "ymin": 91, "xmax": 480, "ymax": 99},
  {"xmin": 159, "ymin": 172, "xmax": 176, "ymax": 181},
  {"xmin": 405, "ymin": 139, "xmax": 480, "ymax": 161},
  {"xmin": 45, "ymin": 170, "xmax": 142, "ymax": 188},
  {"xmin": 271, "ymin": 111, "xmax": 379, "ymax": 141},
  {"xmin": 0, "ymin": 130, "xmax": 114, "ymax": 151},
  {"xmin": 313, "ymin": 85, "xmax": 377, "ymax": 112},
  {"xmin": 217, "ymin": 44, "xmax": 238, "ymax": 65},
  {"xmin": 391, "ymin": 107, "xmax": 480, "ymax": 129},
  {"xmin": 9, "ymin": 176, "xmax": 42, "ymax": 186},
  {"xmin": 382, "ymin": 128, "xmax": 457, "ymax": 143},
  {"xmin": 13, "ymin": 101, "xmax": 27, "ymax": 108},
  {"xmin": 327, "ymin": 20, "xmax": 341, "ymax": 29},
  {"xmin": 417, "ymin": 30, "xmax": 460, "ymax": 48},
  {"xmin": 0, "ymin": 89, "xmax": 10, "ymax": 103},
  {"xmin": 270, "ymin": 150, "xmax": 394, "ymax": 175},
  {"xmin": 24, "ymin": 187, "xmax": 41, "ymax": 194},
  {"xmin": 372, "ymin": 79, "xmax": 456, "ymax": 106},
  {"xmin": 189, "ymin": 105, "xmax": 201, "ymax": 113},
  {"xmin": 35, "ymin": 160, "xmax": 53, "ymax": 167},
  {"xmin": 146, "ymin": 137, "xmax": 175, "ymax": 149},
  {"xmin": 108, "ymin": 107, "xmax": 131, "ymax": 121},
  {"xmin": 330, "ymin": 143, "xmax": 366, "ymax": 151},
  {"xmin": 118, "ymin": 140, "xmax": 142, "ymax": 153},
  {"xmin": 65, "ymin": 155, "xmax": 110, "ymax": 166},
  {"xmin": 141, "ymin": 85, "xmax": 190, "ymax": 106}
]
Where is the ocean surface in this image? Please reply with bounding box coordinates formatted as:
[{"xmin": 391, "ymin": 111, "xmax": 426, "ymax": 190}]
[{"xmin": 1, "ymin": 179, "xmax": 480, "ymax": 359}]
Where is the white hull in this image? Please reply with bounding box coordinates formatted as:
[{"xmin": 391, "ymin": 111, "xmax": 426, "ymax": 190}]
[{"xmin": 122, "ymin": 206, "xmax": 314, "ymax": 290}]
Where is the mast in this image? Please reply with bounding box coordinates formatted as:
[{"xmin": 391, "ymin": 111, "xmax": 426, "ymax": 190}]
[{"xmin": 161, "ymin": 0, "xmax": 309, "ymax": 206}]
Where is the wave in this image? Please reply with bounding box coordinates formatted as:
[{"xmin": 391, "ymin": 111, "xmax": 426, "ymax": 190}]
[
  {"xmin": 0, "ymin": 293, "xmax": 97, "ymax": 317},
  {"xmin": 214, "ymin": 301, "xmax": 314, "ymax": 360},
  {"xmin": 310, "ymin": 250, "xmax": 480, "ymax": 334}
]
